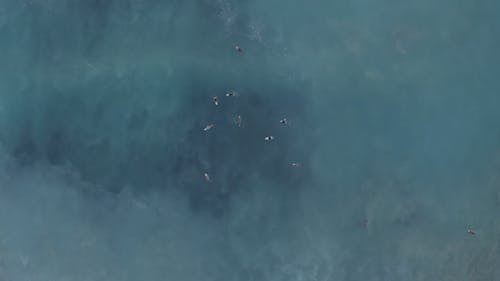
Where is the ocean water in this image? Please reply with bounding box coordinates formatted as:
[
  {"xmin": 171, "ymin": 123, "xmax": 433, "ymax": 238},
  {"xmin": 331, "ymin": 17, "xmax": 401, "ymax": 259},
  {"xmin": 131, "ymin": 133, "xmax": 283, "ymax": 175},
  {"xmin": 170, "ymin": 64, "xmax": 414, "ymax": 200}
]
[{"xmin": 0, "ymin": 0, "xmax": 499, "ymax": 280}]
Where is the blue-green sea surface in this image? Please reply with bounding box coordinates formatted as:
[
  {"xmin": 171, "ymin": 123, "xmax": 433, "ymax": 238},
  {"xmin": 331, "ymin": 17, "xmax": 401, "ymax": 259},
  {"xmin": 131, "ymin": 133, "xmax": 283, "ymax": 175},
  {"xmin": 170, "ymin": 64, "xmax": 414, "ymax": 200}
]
[{"xmin": 0, "ymin": 0, "xmax": 499, "ymax": 280}]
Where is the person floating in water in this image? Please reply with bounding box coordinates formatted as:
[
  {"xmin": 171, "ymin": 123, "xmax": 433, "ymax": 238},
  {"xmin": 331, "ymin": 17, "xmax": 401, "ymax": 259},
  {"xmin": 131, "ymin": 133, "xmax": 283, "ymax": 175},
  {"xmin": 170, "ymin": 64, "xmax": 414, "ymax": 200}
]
[
  {"xmin": 226, "ymin": 90, "xmax": 239, "ymax": 97},
  {"xmin": 264, "ymin": 136, "xmax": 274, "ymax": 141},
  {"xmin": 212, "ymin": 96, "xmax": 219, "ymax": 106},
  {"xmin": 235, "ymin": 44, "xmax": 243, "ymax": 53}
]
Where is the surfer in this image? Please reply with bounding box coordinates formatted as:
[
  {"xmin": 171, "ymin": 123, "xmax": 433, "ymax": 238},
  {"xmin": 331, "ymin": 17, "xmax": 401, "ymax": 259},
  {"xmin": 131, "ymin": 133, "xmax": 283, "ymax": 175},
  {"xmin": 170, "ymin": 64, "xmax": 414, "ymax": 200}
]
[
  {"xmin": 226, "ymin": 90, "xmax": 239, "ymax": 97},
  {"xmin": 203, "ymin": 172, "xmax": 211, "ymax": 182},
  {"xmin": 204, "ymin": 124, "xmax": 215, "ymax": 132},
  {"xmin": 234, "ymin": 115, "xmax": 242, "ymax": 128}
]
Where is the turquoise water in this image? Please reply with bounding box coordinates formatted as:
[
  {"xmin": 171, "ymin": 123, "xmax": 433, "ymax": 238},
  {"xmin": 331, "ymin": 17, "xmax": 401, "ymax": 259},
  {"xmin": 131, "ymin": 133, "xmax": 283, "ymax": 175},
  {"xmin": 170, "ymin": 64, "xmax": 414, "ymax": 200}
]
[{"xmin": 0, "ymin": 0, "xmax": 499, "ymax": 280}]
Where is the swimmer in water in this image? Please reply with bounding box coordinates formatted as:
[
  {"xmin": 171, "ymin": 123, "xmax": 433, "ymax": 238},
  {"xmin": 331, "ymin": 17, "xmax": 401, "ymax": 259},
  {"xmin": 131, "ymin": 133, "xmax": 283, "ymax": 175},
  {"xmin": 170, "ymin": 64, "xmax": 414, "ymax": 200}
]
[
  {"xmin": 226, "ymin": 90, "xmax": 239, "ymax": 97},
  {"xmin": 204, "ymin": 124, "xmax": 215, "ymax": 131},
  {"xmin": 234, "ymin": 115, "xmax": 242, "ymax": 128},
  {"xmin": 235, "ymin": 45, "xmax": 243, "ymax": 53},
  {"xmin": 467, "ymin": 228, "xmax": 476, "ymax": 235},
  {"xmin": 203, "ymin": 172, "xmax": 211, "ymax": 182},
  {"xmin": 212, "ymin": 96, "xmax": 219, "ymax": 106},
  {"xmin": 280, "ymin": 118, "xmax": 288, "ymax": 125},
  {"xmin": 290, "ymin": 162, "xmax": 301, "ymax": 167},
  {"xmin": 264, "ymin": 136, "xmax": 274, "ymax": 141}
]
